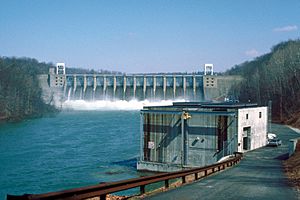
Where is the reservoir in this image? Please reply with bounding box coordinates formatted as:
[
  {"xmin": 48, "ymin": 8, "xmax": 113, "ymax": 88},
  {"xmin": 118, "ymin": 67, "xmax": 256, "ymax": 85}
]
[{"xmin": 0, "ymin": 108, "xmax": 144, "ymax": 199}]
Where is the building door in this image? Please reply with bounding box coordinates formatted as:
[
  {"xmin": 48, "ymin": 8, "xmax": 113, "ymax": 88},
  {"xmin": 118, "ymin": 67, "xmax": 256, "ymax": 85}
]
[
  {"xmin": 217, "ymin": 116, "xmax": 228, "ymax": 158},
  {"xmin": 243, "ymin": 127, "xmax": 251, "ymax": 150},
  {"xmin": 243, "ymin": 137, "xmax": 249, "ymax": 150}
]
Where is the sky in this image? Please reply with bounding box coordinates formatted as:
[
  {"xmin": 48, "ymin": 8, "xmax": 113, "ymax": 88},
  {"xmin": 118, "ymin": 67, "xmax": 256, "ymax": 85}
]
[{"xmin": 0, "ymin": 0, "xmax": 299, "ymax": 73}]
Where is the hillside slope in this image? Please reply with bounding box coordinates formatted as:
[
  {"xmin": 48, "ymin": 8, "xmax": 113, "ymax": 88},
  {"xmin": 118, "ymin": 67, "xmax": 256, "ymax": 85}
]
[
  {"xmin": 226, "ymin": 39, "xmax": 300, "ymax": 128},
  {"xmin": 0, "ymin": 57, "xmax": 57, "ymax": 121},
  {"xmin": 284, "ymin": 140, "xmax": 300, "ymax": 191}
]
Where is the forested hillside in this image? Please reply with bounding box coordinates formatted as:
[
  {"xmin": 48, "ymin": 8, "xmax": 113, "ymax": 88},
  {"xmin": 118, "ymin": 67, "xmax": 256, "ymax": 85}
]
[
  {"xmin": 0, "ymin": 57, "xmax": 125, "ymax": 122},
  {"xmin": 0, "ymin": 57, "xmax": 57, "ymax": 121},
  {"xmin": 226, "ymin": 39, "xmax": 300, "ymax": 128}
]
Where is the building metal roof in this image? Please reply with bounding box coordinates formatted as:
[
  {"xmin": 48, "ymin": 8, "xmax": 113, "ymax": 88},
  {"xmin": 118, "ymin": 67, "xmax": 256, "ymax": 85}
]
[
  {"xmin": 143, "ymin": 102, "xmax": 259, "ymax": 110},
  {"xmin": 140, "ymin": 109, "xmax": 236, "ymax": 116}
]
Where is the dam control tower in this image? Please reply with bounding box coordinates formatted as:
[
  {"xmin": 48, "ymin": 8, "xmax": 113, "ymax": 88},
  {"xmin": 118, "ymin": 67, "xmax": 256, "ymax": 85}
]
[
  {"xmin": 56, "ymin": 63, "xmax": 66, "ymax": 75},
  {"xmin": 204, "ymin": 64, "xmax": 214, "ymax": 75}
]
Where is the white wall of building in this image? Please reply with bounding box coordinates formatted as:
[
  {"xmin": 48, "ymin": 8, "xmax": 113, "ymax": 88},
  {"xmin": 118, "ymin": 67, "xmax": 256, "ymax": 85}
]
[{"xmin": 237, "ymin": 107, "xmax": 268, "ymax": 152}]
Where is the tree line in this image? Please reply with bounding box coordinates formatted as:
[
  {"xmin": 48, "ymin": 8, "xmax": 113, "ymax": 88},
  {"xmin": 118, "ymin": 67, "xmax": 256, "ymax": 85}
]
[
  {"xmin": 0, "ymin": 57, "xmax": 127, "ymax": 122},
  {"xmin": 226, "ymin": 39, "xmax": 300, "ymax": 125},
  {"xmin": 0, "ymin": 57, "xmax": 58, "ymax": 121},
  {"xmin": 2, "ymin": 40, "xmax": 299, "ymax": 123}
]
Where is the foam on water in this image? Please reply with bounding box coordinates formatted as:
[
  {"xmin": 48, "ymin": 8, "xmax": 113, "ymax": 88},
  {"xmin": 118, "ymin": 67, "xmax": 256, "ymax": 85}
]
[{"xmin": 62, "ymin": 99, "xmax": 186, "ymax": 111}]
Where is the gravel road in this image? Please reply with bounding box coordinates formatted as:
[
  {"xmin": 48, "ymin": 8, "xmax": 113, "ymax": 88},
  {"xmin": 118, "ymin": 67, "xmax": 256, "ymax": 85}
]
[{"xmin": 144, "ymin": 124, "xmax": 300, "ymax": 200}]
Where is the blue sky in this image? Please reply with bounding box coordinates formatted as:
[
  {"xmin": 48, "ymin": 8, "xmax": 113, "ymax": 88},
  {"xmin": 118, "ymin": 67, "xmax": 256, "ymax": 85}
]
[{"xmin": 0, "ymin": 0, "xmax": 299, "ymax": 73}]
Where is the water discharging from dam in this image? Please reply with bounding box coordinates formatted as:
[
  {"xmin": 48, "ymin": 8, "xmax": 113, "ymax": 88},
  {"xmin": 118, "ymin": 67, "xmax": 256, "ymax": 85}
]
[
  {"xmin": 63, "ymin": 83, "xmax": 187, "ymax": 110},
  {"xmin": 46, "ymin": 65, "xmax": 243, "ymax": 107},
  {"xmin": 62, "ymin": 74, "xmax": 204, "ymax": 102},
  {"xmin": 47, "ymin": 73, "xmax": 244, "ymax": 108},
  {"xmin": 62, "ymin": 99, "xmax": 185, "ymax": 110}
]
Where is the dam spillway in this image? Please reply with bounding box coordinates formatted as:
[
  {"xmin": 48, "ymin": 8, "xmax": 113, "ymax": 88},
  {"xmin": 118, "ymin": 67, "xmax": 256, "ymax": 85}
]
[
  {"xmin": 61, "ymin": 74, "xmax": 204, "ymax": 101},
  {"xmin": 38, "ymin": 64, "xmax": 243, "ymax": 105}
]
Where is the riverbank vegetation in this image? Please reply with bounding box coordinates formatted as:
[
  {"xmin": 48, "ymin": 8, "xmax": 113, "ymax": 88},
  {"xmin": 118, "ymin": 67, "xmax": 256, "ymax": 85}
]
[
  {"xmin": 0, "ymin": 56, "xmax": 126, "ymax": 122},
  {"xmin": 0, "ymin": 57, "xmax": 57, "ymax": 121},
  {"xmin": 284, "ymin": 140, "xmax": 300, "ymax": 191},
  {"xmin": 226, "ymin": 39, "xmax": 300, "ymax": 129}
]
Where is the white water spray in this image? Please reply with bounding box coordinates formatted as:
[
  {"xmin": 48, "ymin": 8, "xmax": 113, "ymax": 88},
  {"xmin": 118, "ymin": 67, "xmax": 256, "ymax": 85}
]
[
  {"xmin": 62, "ymin": 99, "xmax": 186, "ymax": 111},
  {"xmin": 67, "ymin": 88, "xmax": 72, "ymax": 101}
]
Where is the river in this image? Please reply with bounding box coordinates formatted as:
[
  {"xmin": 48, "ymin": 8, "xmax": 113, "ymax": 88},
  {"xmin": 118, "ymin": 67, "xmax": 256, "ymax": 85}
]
[{"xmin": 0, "ymin": 102, "xmax": 159, "ymax": 199}]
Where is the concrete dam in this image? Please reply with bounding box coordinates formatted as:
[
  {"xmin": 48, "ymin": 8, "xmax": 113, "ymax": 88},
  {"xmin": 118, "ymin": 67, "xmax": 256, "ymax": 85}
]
[
  {"xmin": 63, "ymin": 74, "xmax": 204, "ymax": 101},
  {"xmin": 38, "ymin": 64, "xmax": 243, "ymax": 104}
]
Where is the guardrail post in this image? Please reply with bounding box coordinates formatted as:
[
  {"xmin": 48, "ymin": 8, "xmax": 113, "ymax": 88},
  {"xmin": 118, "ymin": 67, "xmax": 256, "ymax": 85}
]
[
  {"xmin": 100, "ymin": 194, "xmax": 106, "ymax": 200},
  {"xmin": 140, "ymin": 185, "xmax": 145, "ymax": 194},
  {"xmin": 182, "ymin": 176, "xmax": 186, "ymax": 184},
  {"xmin": 195, "ymin": 173, "xmax": 198, "ymax": 180},
  {"xmin": 204, "ymin": 170, "xmax": 207, "ymax": 176},
  {"xmin": 218, "ymin": 166, "xmax": 221, "ymax": 171},
  {"xmin": 165, "ymin": 180, "xmax": 169, "ymax": 188}
]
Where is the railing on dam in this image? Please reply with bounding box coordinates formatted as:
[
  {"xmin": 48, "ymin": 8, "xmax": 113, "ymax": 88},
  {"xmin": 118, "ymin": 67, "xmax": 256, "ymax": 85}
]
[
  {"xmin": 51, "ymin": 74, "xmax": 204, "ymax": 101},
  {"xmin": 7, "ymin": 153, "xmax": 243, "ymax": 200}
]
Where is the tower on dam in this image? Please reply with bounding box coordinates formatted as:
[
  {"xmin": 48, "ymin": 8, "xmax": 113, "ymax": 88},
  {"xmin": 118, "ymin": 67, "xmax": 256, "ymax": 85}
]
[{"xmin": 40, "ymin": 63, "xmax": 243, "ymax": 104}]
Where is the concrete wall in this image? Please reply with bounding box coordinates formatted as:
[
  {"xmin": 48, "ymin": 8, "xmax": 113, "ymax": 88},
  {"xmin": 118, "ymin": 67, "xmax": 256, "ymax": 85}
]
[
  {"xmin": 49, "ymin": 74, "xmax": 65, "ymax": 88},
  {"xmin": 39, "ymin": 72, "xmax": 243, "ymax": 102},
  {"xmin": 37, "ymin": 74, "xmax": 64, "ymax": 107},
  {"xmin": 203, "ymin": 75, "xmax": 243, "ymax": 101},
  {"xmin": 237, "ymin": 107, "xmax": 268, "ymax": 152},
  {"xmin": 289, "ymin": 138, "xmax": 300, "ymax": 157},
  {"xmin": 137, "ymin": 161, "xmax": 184, "ymax": 172}
]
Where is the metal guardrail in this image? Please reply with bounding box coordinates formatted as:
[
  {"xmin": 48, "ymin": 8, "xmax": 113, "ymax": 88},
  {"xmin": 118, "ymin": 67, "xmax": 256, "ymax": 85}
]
[{"xmin": 7, "ymin": 152, "xmax": 243, "ymax": 200}]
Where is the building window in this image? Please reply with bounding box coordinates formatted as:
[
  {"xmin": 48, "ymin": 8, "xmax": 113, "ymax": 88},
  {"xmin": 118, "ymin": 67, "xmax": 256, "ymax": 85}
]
[
  {"xmin": 246, "ymin": 114, "xmax": 249, "ymax": 119},
  {"xmin": 259, "ymin": 112, "xmax": 262, "ymax": 118}
]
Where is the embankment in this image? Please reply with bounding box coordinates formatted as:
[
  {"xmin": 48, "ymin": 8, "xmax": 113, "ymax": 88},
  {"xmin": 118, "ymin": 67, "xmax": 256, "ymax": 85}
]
[{"xmin": 284, "ymin": 139, "xmax": 300, "ymax": 191}]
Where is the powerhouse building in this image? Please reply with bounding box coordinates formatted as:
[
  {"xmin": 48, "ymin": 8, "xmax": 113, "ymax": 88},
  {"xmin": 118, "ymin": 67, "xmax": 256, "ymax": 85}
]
[{"xmin": 137, "ymin": 102, "xmax": 268, "ymax": 172}]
